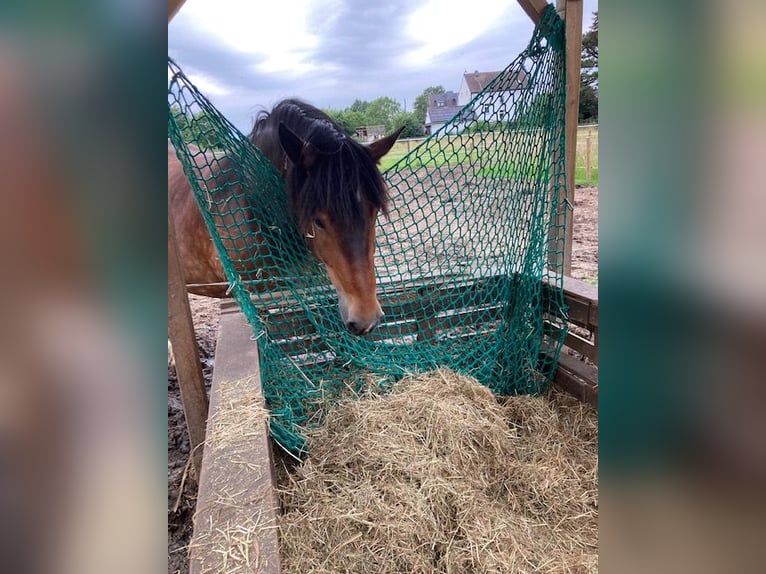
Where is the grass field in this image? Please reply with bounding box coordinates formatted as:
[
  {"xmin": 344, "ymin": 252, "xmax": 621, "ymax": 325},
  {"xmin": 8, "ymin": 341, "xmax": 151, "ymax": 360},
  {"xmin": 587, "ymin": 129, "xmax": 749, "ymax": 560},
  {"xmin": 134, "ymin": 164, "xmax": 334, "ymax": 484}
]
[{"xmin": 380, "ymin": 125, "xmax": 599, "ymax": 187}]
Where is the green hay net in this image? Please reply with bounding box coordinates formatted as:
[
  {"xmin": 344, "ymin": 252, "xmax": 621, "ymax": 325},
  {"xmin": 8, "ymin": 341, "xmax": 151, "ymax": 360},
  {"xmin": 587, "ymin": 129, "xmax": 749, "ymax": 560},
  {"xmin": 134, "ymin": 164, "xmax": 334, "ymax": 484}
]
[{"xmin": 168, "ymin": 6, "xmax": 568, "ymax": 455}]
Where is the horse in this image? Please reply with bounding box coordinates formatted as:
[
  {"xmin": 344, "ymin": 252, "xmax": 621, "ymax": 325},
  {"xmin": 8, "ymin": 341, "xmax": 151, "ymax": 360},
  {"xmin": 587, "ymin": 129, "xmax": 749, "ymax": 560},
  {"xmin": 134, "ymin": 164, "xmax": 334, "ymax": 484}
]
[{"xmin": 168, "ymin": 99, "xmax": 403, "ymax": 335}]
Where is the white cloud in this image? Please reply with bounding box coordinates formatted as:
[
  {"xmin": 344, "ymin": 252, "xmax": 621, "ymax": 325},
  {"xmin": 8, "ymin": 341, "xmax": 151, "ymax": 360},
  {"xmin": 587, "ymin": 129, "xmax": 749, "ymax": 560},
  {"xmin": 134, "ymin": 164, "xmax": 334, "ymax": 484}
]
[
  {"xmin": 170, "ymin": 0, "xmax": 342, "ymax": 75},
  {"xmin": 404, "ymin": 0, "xmax": 519, "ymax": 66},
  {"xmin": 184, "ymin": 70, "xmax": 232, "ymax": 97}
]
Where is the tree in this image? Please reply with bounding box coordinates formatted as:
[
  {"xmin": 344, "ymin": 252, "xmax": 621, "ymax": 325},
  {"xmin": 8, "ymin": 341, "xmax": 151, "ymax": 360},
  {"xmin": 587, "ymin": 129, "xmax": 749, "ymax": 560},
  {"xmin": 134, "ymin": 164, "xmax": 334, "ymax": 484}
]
[
  {"xmin": 413, "ymin": 86, "xmax": 445, "ymax": 124},
  {"xmin": 578, "ymin": 85, "xmax": 598, "ymax": 123},
  {"xmin": 579, "ymin": 11, "xmax": 598, "ymax": 122},
  {"xmin": 349, "ymin": 99, "xmax": 370, "ymax": 115},
  {"xmin": 390, "ymin": 111, "xmax": 422, "ymax": 138},
  {"xmin": 581, "ymin": 11, "xmax": 598, "ymax": 88},
  {"xmin": 365, "ymin": 97, "xmax": 403, "ymax": 131}
]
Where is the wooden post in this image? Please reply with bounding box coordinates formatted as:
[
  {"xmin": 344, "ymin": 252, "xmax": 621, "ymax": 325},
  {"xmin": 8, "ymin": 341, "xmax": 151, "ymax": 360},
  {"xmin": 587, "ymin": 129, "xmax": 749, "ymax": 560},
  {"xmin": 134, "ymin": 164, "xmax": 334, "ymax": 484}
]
[
  {"xmin": 168, "ymin": 0, "xmax": 187, "ymax": 21},
  {"xmin": 190, "ymin": 305, "xmax": 282, "ymax": 574},
  {"xmin": 168, "ymin": 0, "xmax": 207, "ymax": 480},
  {"xmin": 168, "ymin": 204, "xmax": 209, "ymax": 478},
  {"xmin": 516, "ymin": 0, "xmax": 550, "ymax": 24},
  {"xmin": 548, "ymin": 0, "xmax": 582, "ymax": 277}
]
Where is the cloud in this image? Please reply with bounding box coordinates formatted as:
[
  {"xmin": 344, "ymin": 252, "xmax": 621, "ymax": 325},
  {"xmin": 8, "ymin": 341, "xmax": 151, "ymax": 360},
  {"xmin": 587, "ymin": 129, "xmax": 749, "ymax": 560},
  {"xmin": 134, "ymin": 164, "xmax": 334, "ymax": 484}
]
[
  {"xmin": 404, "ymin": 0, "xmax": 518, "ymax": 66},
  {"xmin": 168, "ymin": 0, "xmax": 599, "ymax": 132}
]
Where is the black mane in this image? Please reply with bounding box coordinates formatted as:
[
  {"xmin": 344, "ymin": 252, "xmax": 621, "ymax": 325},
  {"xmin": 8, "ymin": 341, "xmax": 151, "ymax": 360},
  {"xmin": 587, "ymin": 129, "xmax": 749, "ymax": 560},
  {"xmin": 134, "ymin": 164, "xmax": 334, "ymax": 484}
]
[{"xmin": 250, "ymin": 99, "xmax": 389, "ymax": 233}]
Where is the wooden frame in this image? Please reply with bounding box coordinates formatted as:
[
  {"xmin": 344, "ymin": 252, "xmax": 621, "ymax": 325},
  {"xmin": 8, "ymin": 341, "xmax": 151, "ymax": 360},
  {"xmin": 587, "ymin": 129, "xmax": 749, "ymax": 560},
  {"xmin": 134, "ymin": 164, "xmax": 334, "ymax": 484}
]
[
  {"xmin": 168, "ymin": 0, "xmax": 209, "ymax": 479},
  {"xmin": 168, "ymin": 0, "xmax": 186, "ymax": 22},
  {"xmin": 189, "ymin": 304, "xmax": 281, "ymax": 574},
  {"xmin": 523, "ymin": 0, "xmax": 582, "ymax": 277},
  {"xmin": 516, "ymin": 0, "xmax": 550, "ymax": 24},
  {"xmin": 168, "ymin": 205, "xmax": 209, "ymax": 476},
  {"xmin": 561, "ymin": 0, "xmax": 583, "ymax": 277},
  {"xmin": 545, "ymin": 275, "xmax": 598, "ymax": 405}
]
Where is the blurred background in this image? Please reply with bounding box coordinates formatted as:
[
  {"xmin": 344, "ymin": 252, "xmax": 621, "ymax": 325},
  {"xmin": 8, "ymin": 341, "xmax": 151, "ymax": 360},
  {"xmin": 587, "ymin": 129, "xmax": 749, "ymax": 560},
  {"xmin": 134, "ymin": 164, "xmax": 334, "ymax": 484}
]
[
  {"xmin": 0, "ymin": 1, "xmax": 165, "ymax": 573},
  {"xmin": 0, "ymin": 0, "xmax": 763, "ymax": 572}
]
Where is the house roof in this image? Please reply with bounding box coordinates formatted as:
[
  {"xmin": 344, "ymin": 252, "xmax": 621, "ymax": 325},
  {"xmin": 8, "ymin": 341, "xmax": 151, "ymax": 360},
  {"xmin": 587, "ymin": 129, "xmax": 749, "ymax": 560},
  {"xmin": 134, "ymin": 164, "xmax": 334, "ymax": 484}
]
[
  {"xmin": 463, "ymin": 69, "xmax": 529, "ymax": 93},
  {"xmin": 427, "ymin": 91, "xmax": 459, "ymax": 108},
  {"xmin": 427, "ymin": 105, "xmax": 462, "ymax": 124}
]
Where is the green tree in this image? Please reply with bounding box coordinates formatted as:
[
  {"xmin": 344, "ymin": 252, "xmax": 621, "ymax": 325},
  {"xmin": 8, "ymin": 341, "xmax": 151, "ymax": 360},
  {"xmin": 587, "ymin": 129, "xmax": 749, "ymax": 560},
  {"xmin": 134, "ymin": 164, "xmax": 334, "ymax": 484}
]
[
  {"xmin": 413, "ymin": 85, "xmax": 445, "ymax": 123},
  {"xmin": 390, "ymin": 111, "xmax": 422, "ymax": 138},
  {"xmin": 365, "ymin": 96, "xmax": 403, "ymax": 131},
  {"xmin": 348, "ymin": 99, "xmax": 370, "ymax": 115},
  {"xmin": 578, "ymin": 85, "xmax": 598, "ymax": 123},
  {"xmin": 322, "ymin": 108, "xmax": 369, "ymax": 136},
  {"xmin": 579, "ymin": 11, "xmax": 598, "ymax": 122}
]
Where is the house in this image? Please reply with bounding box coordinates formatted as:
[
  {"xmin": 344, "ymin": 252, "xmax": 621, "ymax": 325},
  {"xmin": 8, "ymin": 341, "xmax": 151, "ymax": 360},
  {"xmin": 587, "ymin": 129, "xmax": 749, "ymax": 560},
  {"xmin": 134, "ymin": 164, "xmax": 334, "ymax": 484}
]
[
  {"xmin": 424, "ymin": 91, "xmax": 463, "ymax": 135},
  {"xmin": 355, "ymin": 125, "xmax": 386, "ymax": 142},
  {"xmin": 457, "ymin": 69, "xmax": 529, "ymax": 123}
]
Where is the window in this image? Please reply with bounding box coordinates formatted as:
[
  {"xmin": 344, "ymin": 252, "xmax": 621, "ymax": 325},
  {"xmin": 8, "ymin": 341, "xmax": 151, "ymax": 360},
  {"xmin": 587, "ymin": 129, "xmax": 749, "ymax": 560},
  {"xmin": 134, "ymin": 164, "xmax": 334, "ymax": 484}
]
[
  {"xmin": 437, "ymin": 100, "xmax": 445, "ymax": 107},
  {"xmin": 482, "ymin": 104, "xmax": 490, "ymax": 115}
]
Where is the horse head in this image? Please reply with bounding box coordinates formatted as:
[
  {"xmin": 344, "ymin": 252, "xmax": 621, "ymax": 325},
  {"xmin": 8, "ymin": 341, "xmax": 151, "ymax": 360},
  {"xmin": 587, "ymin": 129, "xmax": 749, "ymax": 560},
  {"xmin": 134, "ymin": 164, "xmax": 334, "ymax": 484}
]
[{"xmin": 275, "ymin": 118, "xmax": 403, "ymax": 335}]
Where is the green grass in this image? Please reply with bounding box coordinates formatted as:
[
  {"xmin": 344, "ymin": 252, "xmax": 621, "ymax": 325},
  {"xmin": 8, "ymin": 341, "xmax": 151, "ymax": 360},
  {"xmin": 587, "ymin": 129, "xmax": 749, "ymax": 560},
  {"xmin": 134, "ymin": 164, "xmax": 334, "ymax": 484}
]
[
  {"xmin": 575, "ymin": 166, "xmax": 599, "ymax": 187},
  {"xmin": 379, "ymin": 149, "xmax": 409, "ymax": 171},
  {"xmin": 379, "ymin": 129, "xmax": 598, "ymax": 187}
]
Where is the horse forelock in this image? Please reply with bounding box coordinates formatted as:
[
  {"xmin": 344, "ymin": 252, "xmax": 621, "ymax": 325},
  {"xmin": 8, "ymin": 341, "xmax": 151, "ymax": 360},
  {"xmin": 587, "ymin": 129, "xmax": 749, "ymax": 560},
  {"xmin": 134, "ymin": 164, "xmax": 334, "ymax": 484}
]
[{"xmin": 253, "ymin": 99, "xmax": 388, "ymax": 234}]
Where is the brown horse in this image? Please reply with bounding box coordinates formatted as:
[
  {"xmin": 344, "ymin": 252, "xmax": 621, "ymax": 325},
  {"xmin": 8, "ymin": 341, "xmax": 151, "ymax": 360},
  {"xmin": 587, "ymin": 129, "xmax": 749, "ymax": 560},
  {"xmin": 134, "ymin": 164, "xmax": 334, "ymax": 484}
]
[{"xmin": 169, "ymin": 99, "xmax": 403, "ymax": 335}]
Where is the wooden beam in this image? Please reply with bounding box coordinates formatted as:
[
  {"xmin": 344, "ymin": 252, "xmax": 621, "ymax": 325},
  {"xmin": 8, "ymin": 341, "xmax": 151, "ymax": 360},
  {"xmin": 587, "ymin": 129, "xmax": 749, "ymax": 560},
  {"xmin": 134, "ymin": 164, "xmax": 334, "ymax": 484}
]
[
  {"xmin": 190, "ymin": 310, "xmax": 281, "ymax": 574},
  {"xmin": 168, "ymin": 0, "xmax": 187, "ymax": 22},
  {"xmin": 516, "ymin": 0, "xmax": 550, "ymax": 24},
  {"xmin": 168, "ymin": 204, "xmax": 209, "ymax": 479},
  {"xmin": 552, "ymin": 350, "xmax": 598, "ymax": 406},
  {"xmin": 563, "ymin": 0, "xmax": 583, "ymax": 277}
]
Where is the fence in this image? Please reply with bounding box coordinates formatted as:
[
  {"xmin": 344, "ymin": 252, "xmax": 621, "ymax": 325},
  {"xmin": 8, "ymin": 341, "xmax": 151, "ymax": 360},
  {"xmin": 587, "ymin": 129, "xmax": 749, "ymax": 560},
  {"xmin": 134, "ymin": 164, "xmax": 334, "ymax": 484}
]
[{"xmin": 576, "ymin": 124, "xmax": 598, "ymax": 184}]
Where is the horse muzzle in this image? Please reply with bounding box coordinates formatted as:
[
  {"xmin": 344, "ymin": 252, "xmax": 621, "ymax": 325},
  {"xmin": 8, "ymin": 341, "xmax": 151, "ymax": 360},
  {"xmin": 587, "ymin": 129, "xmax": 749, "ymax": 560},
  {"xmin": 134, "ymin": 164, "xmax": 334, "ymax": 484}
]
[
  {"xmin": 338, "ymin": 295, "xmax": 384, "ymax": 336},
  {"xmin": 344, "ymin": 310, "xmax": 385, "ymax": 336}
]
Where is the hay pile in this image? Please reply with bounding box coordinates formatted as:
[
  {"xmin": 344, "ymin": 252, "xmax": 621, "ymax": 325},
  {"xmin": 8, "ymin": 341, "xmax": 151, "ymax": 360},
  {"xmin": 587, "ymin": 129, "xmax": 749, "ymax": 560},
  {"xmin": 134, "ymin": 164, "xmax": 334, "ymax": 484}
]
[{"xmin": 278, "ymin": 369, "xmax": 598, "ymax": 573}]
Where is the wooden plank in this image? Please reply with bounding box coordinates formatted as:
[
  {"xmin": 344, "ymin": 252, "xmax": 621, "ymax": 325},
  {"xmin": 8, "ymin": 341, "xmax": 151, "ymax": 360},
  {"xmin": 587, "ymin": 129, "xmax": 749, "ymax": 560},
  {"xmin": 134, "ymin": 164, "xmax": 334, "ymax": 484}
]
[
  {"xmin": 563, "ymin": 0, "xmax": 583, "ymax": 276},
  {"xmin": 564, "ymin": 330, "xmax": 596, "ymax": 361},
  {"xmin": 548, "ymin": 0, "xmax": 582, "ymax": 276},
  {"xmin": 277, "ymin": 333, "xmax": 330, "ymax": 355},
  {"xmin": 544, "ymin": 319, "xmax": 596, "ymax": 361},
  {"xmin": 516, "ymin": 0, "xmax": 550, "ymax": 24},
  {"xmin": 168, "ymin": 206, "xmax": 209, "ymax": 478},
  {"xmin": 542, "ymin": 275, "xmax": 598, "ymax": 330},
  {"xmin": 561, "ymin": 274, "xmax": 598, "ymax": 303},
  {"xmin": 168, "ymin": 0, "xmax": 186, "ymax": 22},
  {"xmin": 190, "ymin": 310, "xmax": 281, "ymax": 574},
  {"xmin": 552, "ymin": 349, "xmax": 598, "ymax": 406},
  {"xmin": 258, "ymin": 274, "xmax": 508, "ymax": 340}
]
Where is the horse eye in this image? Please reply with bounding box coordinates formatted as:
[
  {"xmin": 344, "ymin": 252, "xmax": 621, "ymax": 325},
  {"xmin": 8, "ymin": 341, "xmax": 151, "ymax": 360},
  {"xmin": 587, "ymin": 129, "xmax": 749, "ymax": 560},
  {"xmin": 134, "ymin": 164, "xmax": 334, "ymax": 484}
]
[{"xmin": 314, "ymin": 218, "xmax": 325, "ymax": 229}]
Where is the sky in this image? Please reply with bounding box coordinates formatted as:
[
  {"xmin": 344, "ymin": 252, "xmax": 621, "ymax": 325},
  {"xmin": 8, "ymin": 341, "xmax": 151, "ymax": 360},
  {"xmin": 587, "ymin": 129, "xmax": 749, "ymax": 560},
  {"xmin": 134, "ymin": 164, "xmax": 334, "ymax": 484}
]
[{"xmin": 169, "ymin": 0, "xmax": 598, "ymax": 133}]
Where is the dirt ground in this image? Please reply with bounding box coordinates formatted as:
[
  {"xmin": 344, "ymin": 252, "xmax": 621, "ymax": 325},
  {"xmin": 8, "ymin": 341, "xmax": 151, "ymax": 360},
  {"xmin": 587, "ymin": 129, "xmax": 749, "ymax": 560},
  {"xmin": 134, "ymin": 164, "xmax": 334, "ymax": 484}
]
[
  {"xmin": 570, "ymin": 186, "xmax": 598, "ymax": 283},
  {"xmin": 166, "ymin": 185, "xmax": 598, "ymax": 573}
]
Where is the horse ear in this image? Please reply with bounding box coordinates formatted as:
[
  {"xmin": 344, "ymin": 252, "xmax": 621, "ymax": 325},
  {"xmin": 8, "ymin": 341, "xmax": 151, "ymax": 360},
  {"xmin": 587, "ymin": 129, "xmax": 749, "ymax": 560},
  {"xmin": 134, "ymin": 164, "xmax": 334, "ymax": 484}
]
[
  {"xmin": 278, "ymin": 122, "xmax": 318, "ymax": 169},
  {"xmin": 366, "ymin": 126, "xmax": 405, "ymax": 163}
]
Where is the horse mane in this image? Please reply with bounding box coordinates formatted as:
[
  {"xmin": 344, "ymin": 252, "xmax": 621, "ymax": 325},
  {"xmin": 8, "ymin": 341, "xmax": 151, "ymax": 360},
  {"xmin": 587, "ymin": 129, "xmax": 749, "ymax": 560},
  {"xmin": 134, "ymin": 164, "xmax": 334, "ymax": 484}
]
[{"xmin": 249, "ymin": 99, "xmax": 389, "ymax": 233}]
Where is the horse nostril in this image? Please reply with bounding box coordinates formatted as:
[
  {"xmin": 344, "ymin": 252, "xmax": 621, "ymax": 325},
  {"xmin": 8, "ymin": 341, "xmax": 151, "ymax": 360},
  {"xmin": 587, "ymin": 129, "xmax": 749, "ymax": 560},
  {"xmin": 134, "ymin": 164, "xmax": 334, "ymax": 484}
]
[{"xmin": 346, "ymin": 320, "xmax": 362, "ymax": 335}]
